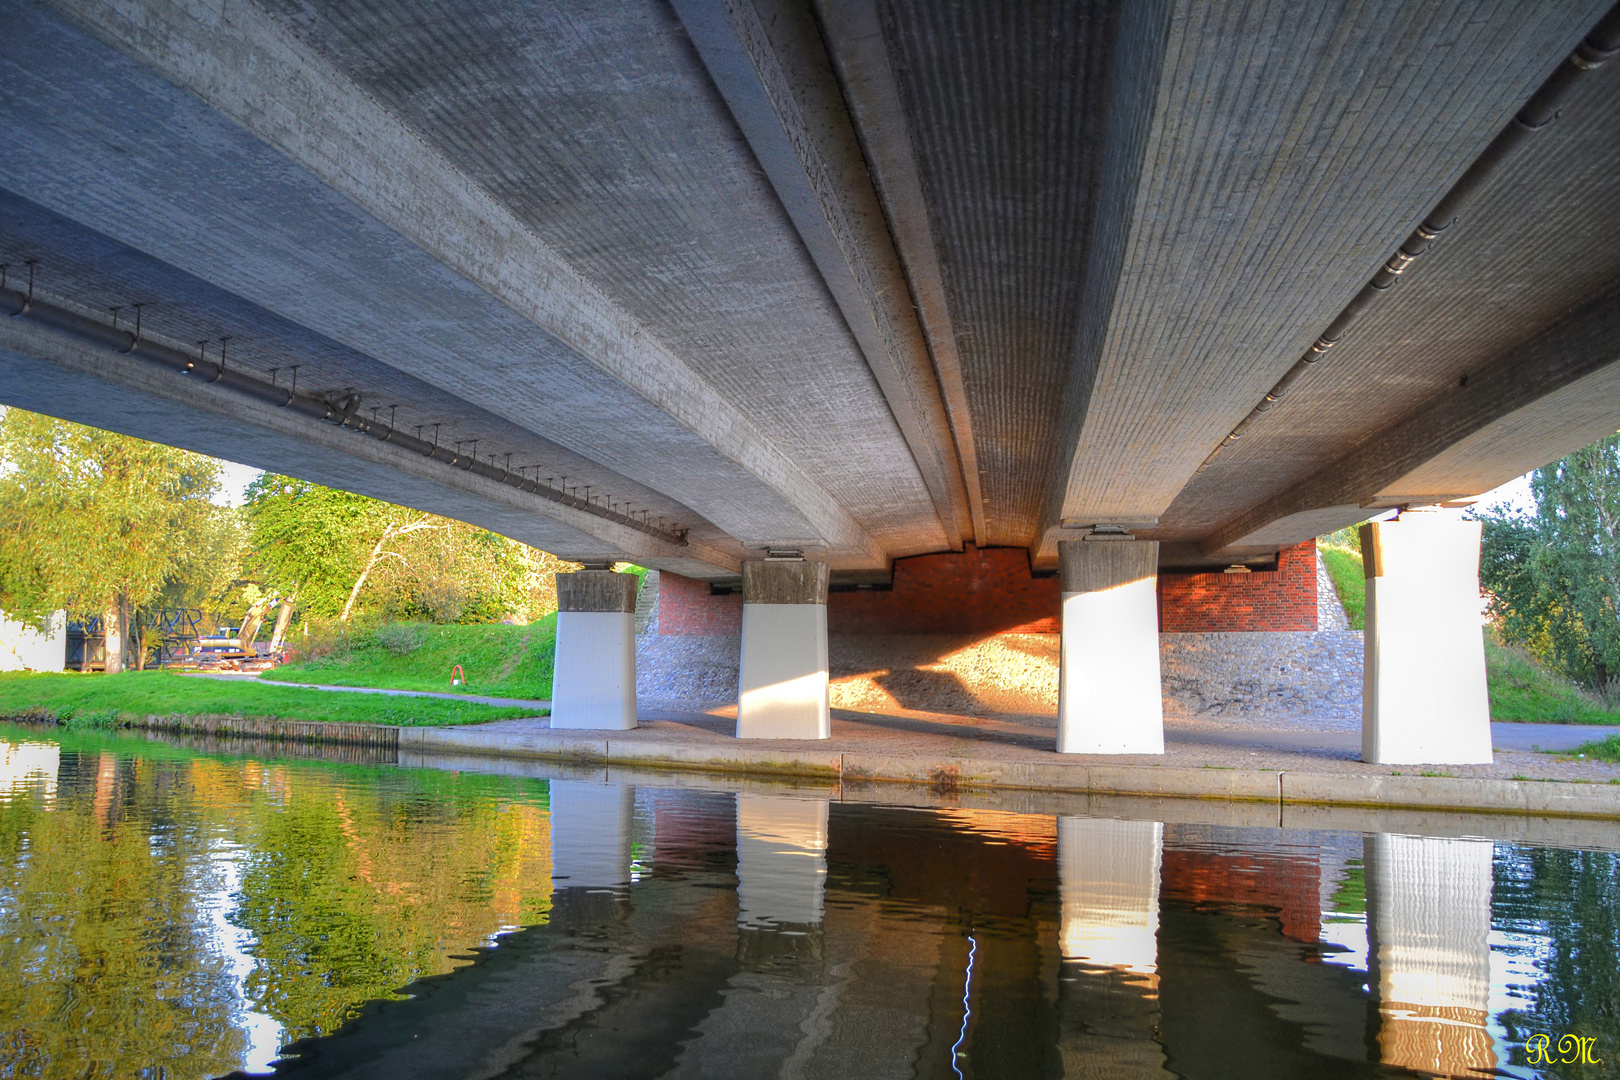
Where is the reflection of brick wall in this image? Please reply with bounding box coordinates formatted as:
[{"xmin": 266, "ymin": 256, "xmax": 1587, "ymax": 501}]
[
  {"xmin": 657, "ymin": 571, "xmax": 741, "ymax": 636},
  {"xmin": 1161, "ymin": 846, "xmax": 1322, "ymax": 943},
  {"xmin": 1157, "ymin": 543, "xmax": 1318, "ymax": 632},
  {"xmin": 831, "ymin": 546, "xmax": 1060, "ymax": 635}
]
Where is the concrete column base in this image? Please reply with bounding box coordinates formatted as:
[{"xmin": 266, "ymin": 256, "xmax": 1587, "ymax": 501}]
[
  {"xmin": 1057, "ymin": 540, "xmax": 1164, "ymax": 754},
  {"xmin": 1360, "ymin": 516, "xmax": 1492, "ymax": 764},
  {"xmin": 551, "ymin": 570, "xmax": 638, "ymax": 731},
  {"xmin": 737, "ymin": 560, "xmax": 830, "ymax": 740}
]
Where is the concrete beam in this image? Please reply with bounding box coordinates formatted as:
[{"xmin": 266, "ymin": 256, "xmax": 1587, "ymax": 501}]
[
  {"xmin": 813, "ymin": 0, "xmax": 987, "ymax": 548},
  {"xmin": 673, "ymin": 0, "xmax": 975, "ymax": 549},
  {"xmin": 1046, "ymin": 0, "xmax": 1602, "ymax": 532},
  {"xmin": 0, "ymin": 312, "xmax": 740, "ymax": 574},
  {"xmin": 1036, "ymin": 0, "xmax": 1174, "ymax": 560},
  {"xmin": 29, "ymin": 0, "xmax": 883, "ymax": 563},
  {"xmin": 1202, "ymin": 281, "xmax": 1620, "ymax": 555}
]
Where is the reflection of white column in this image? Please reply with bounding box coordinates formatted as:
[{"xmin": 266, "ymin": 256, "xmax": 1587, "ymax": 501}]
[
  {"xmin": 549, "ymin": 780, "xmax": 636, "ymax": 889},
  {"xmin": 1058, "ymin": 817, "xmax": 1163, "ymax": 972},
  {"xmin": 0, "ymin": 739, "xmax": 59, "ymax": 801},
  {"xmin": 1368, "ymin": 833, "xmax": 1495, "ymax": 1078},
  {"xmin": 1360, "ymin": 516, "xmax": 1491, "ymax": 763},
  {"xmin": 1057, "ymin": 541, "xmax": 1164, "ymax": 754},
  {"xmin": 551, "ymin": 571, "xmax": 638, "ymax": 730},
  {"xmin": 737, "ymin": 561, "xmax": 830, "ymax": 740},
  {"xmin": 735, "ymin": 794, "xmax": 828, "ymax": 929}
]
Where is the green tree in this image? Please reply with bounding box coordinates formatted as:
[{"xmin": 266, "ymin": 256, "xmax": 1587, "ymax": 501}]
[
  {"xmin": 0, "ymin": 408, "xmax": 227, "ymax": 672},
  {"xmin": 243, "ymin": 475, "xmax": 539, "ymax": 626},
  {"xmin": 1479, "ymin": 434, "xmax": 1620, "ymax": 692}
]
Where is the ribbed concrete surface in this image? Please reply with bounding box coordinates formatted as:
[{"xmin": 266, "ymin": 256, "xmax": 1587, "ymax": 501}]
[
  {"xmin": 1063, "ymin": 0, "xmax": 1604, "ymax": 526},
  {"xmin": 0, "ymin": 0, "xmax": 1615, "ymax": 578}
]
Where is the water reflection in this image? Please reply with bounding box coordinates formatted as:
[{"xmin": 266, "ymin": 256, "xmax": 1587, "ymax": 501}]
[
  {"xmin": 1368, "ymin": 834, "xmax": 1496, "ymax": 1077},
  {"xmin": 0, "ymin": 730, "xmax": 1611, "ymax": 1078}
]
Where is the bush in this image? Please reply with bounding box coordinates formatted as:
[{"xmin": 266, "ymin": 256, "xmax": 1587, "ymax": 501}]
[{"xmin": 373, "ymin": 622, "xmax": 426, "ymax": 657}]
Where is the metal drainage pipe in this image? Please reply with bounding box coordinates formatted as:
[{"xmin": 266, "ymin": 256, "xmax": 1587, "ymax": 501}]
[
  {"xmin": 1197, "ymin": 4, "xmax": 1620, "ymax": 473},
  {"xmin": 0, "ymin": 283, "xmax": 686, "ymax": 546}
]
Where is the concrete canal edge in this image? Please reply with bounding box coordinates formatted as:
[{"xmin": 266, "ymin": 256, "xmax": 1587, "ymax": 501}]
[
  {"xmin": 27, "ymin": 713, "xmax": 1618, "ymax": 821},
  {"xmin": 392, "ymin": 726, "xmax": 1620, "ymax": 822}
]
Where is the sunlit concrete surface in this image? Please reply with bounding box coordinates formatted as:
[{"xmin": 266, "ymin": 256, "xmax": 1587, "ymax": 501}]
[
  {"xmin": 1361, "ymin": 517, "xmax": 1493, "ymax": 765},
  {"xmin": 1057, "ymin": 542, "xmax": 1164, "ymax": 755}
]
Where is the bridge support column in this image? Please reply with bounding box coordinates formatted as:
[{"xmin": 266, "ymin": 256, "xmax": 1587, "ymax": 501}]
[
  {"xmin": 551, "ymin": 570, "xmax": 638, "ymax": 730},
  {"xmin": 1360, "ymin": 516, "xmax": 1491, "ymax": 764},
  {"xmin": 736, "ymin": 559, "xmax": 829, "ymax": 739},
  {"xmin": 1057, "ymin": 540, "xmax": 1164, "ymax": 754}
]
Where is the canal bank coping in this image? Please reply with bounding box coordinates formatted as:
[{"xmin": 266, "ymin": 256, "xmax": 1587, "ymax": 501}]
[{"xmin": 396, "ymin": 721, "xmax": 1620, "ymax": 821}]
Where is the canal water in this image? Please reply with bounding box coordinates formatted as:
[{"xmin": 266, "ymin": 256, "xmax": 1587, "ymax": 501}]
[{"xmin": 0, "ymin": 726, "xmax": 1614, "ymax": 1079}]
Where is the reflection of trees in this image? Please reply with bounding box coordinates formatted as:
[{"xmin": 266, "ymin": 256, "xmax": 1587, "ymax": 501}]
[
  {"xmin": 0, "ymin": 755, "xmax": 248, "ymax": 1079},
  {"xmin": 0, "ymin": 744, "xmax": 554, "ymax": 1076},
  {"xmin": 1497, "ymin": 847, "xmax": 1620, "ymax": 1079},
  {"xmin": 230, "ymin": 766, "xmax": 552, "ymax": 1039}
]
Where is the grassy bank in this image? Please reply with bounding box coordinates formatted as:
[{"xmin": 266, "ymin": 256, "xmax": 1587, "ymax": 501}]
[
  {"xmin": 1574, "ymin": 734, "xmax": 1620, "ymax": 761},
  {"xmin": 0, "ymin": 671, "xmax": 543, "ymax": 728},
  {"xmin": 264, "ymin": 617, "xmax": 556, "ymax": 700},
  {"xmin": 1317, "ymin": 542, "xmax": 1365, "ymax": 629},
  {"xmin": 1486, "ymin": 637, "xmax": 1620, "ymax": 724}
]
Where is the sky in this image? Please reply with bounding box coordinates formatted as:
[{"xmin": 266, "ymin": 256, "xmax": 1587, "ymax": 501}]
[{"xmin": 213, "ymin": 460, "xmax": 264, "ymax": 507}]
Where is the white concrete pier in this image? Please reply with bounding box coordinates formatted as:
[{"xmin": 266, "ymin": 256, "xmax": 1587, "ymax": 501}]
[
  {"xmin": 551, "ymin": 570, "xmax": 639, "ymax": 731},
  {"xmin": 1360, "ymin": 517, "xmax": 1492, "ymax": 764},
  {"xmin": 737, "ymin": 560, "xmax": 830, "ymax": 740},
  {"xmin": 1057, "ymin": 541, "xmax": 1165, "ymax": 754}
]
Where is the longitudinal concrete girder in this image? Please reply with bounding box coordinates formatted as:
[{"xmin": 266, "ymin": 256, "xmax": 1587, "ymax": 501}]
[
  {"xmin": 674, "ymin": 0, "xmax": 978, "ymax": 551},
  {"xmin": 1039, "ymin": 0, "xmax": 1608, "ymax": 552},
  {"xmin": 3, "ymin": 0, "xmax": 918, "ymax": 568},
  {"xmin": 0, "ymin": 305, "xmax": 735, "ymax": 574},
  {"xmin": 1203, "ymin": 283, "xmax": 1620, "ymax": 555}
]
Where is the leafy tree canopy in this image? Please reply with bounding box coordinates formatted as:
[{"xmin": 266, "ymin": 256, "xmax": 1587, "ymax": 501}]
[
  {"xmin": 1479, "ymin": 433, "xmax": 1620, "ymax": 691},
  {"xmin": 0, "ymin": 408, "xmax": 228, "ymax": 623}
]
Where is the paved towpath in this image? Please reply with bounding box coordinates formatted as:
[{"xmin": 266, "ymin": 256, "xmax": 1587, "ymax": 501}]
[
  {"xmin": 424, "ymin": 701, "xmax": 1620, "ymax": 785},
  {"xmin": 182, "ymin": 671, "xmax": 549, "ymax": 710}
]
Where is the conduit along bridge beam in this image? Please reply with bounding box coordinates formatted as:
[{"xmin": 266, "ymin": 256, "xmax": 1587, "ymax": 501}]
[{"xmin": 0, "ymin": 272, "xmax": 739, "ymax": 573}]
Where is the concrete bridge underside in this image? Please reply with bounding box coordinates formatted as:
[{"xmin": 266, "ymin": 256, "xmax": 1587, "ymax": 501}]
[{"xmin": 2, "ymin": 0, "xmax": 1619, "ymax": 581}]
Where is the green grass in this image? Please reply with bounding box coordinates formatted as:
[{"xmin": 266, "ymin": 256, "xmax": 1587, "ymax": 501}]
[
  {"xmin": 1572, "ymin": 734, "xmax": 1620, "ymax": 762},
  {"xmin": 1317, "ymin": 543, "xmax": 1366, "ymax": 629},
  {"xmin": 1486, "ymin": 636, "xmax": 1620, "ymax": 724},
  {"xmin": 264, "ymin": 616, "xmax": 557, "ymax": 700},
  {"xmin": 0, "ymin": 671, "xmax": 543, "ymax": 728}
]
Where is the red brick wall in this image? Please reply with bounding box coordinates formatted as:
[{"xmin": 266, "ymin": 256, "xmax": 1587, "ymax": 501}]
[
  {"xmin": 658, "ymin": 542, "xmax": 1317, "ymax": 636},
  {"xmin": 830, "ymin": 546, "xmax": 1060, "ymax": 635},
  {"xmin": 1156, "ymin": 542, "xmax": 1317, "ymax": 632},
  {"xmin": 656, "ymin": 569, "xmax": 741, "ymax": 636}
]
